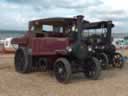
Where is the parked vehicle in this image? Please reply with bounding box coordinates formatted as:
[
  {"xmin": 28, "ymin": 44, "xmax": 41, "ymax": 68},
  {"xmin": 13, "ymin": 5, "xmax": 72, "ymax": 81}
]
[
  {"xmin": 112, "ymin": 38, "xmax": 128, "ymax": 50},
  {"xmin": 11, "ymin": 15, "xmax": 103, "ymax": 83},
  {"xmin": 82, "ymin": 21, "xmax": 124, "ymax": 69},
  {"xmin": 0, "ymin": 37, "xmax": 17, "ymax": 54}
]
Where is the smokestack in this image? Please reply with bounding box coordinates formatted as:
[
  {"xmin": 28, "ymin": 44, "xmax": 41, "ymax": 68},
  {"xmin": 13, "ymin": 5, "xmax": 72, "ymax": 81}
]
[{"xmin": 76, "ymin": 15, "xmax": 84, "ymax": 41}]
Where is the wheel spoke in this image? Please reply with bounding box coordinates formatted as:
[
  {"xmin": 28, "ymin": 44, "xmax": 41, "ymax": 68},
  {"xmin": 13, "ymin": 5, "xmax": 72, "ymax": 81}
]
[
  {"xmin": 113, "ymin": 53, "xmax": 124, "ymax": 68},
  {"xmin": 54, "ymin": 58, "xmax": 72, "ymax": 83}
]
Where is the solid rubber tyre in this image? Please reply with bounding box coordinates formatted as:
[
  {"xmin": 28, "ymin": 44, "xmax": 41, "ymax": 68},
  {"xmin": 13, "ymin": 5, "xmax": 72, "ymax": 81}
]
[
  {"xmin": 84, "ymin": 57, "xmax": 101, "ymax": 80},
  {"xmin": 54, "ymin": 58, "xmax": 72, "ymax": 83},
  {"xmin": 15, "ymin": 47, "xmax": 32, "ymax": 73},
  {"xmin": 99, "ymin": 53, "xmax": 109, "ymax": 69}
]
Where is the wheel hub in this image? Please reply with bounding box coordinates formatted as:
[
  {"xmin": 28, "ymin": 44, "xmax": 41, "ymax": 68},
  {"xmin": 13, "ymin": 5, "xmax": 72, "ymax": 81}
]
[{"xmin": 58, "ymin": 68, "xmax": 63, "ymax": 74}]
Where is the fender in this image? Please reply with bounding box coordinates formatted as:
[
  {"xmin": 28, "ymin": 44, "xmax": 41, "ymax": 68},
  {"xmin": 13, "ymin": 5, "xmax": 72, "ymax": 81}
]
[
  {"xmin": 11, "ymin": 36, "xmax": 28, "ymax": 45},
  {"xmin": 55, "ymin": 49, "xmax": 67, "ymax": 55}
]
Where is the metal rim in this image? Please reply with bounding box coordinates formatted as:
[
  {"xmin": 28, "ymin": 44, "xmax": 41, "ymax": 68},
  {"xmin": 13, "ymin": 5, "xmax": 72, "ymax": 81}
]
[
  {"xmin": 113, "ymin": 53, "xmax": 124, "ymax": 68},
  {"xmin": 86, "ymin": 60, "xmax": 97, "ymax": 78},
  {"xmin": 54, "ymin": 61, "xmax": 67, "ymax": 82},
  {"xmin": 98, "ymin": 53, "xmax": 108, "ymax": 69}
]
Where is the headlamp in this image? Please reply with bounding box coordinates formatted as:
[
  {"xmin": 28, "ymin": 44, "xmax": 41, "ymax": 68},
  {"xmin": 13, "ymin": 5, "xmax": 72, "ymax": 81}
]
[
  {"xmin": 88, "ymin": 46, "xmax": 92, "ymax": 51},
  {"xmin": 66, "ymin": 46, "xmax": 72, "ymax": 52}
]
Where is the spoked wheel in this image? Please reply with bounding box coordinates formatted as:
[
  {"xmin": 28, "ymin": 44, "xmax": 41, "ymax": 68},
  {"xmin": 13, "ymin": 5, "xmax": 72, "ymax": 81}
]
[
  {"xmin": 54, "ymin": 58, "xmax": 72, "ymax": 83},
  {"xmin": 15, "ymin": 48, "xmax": 32, "ymax": 73},
  {"xmin": 84, "ymin": 57, "xmax": 101, "ymax": 80},
  {"xmin": 112, "ymin": 53, "xmax": 124, "ymax": 68},
  {"xmin": 98, "ymin": 53, "xmax": 109, "ymax": 69},
  {"xmin": 38, "ymin": 58, "xmax": 48, "ymax": 72}
]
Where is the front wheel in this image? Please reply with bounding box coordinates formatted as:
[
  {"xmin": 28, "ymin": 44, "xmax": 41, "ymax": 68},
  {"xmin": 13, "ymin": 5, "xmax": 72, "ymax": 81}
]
[
  {"xmin": 54, "ymin": 58, "xmax": 72, "ymax": 83},
  {"xmin": 112, "ymin": 53, "xmax": 124, "ymax": 68},
  {"xmin": 84, "ymin": 57, "xmax": 101, "ymax": 80},
  {"xmin": 98, "ymin": 53, "xmax": 109, "ymax": 69}
]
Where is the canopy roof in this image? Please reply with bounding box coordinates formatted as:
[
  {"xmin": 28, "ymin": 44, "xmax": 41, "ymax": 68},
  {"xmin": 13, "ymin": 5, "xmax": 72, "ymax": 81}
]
[
  {"xmin": 29, "ymin": 17, "xmax": 89, "ymax": 26},
  {"xmin": 29, "ymin": 16, "xmax": 114, "ymax": 29},
  {"xmin": 83, "ymin": 21, "xmax": 114, "ymax": 29}
]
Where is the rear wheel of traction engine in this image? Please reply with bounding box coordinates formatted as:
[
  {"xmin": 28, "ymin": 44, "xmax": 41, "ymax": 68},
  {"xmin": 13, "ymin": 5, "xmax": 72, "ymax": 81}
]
[
  {"xmin": 54, "ymin": 58, "xmax": 72, "ymax": 83},
  {"xmin": 98, "ymin": 53, "xmax": 109, "ymax": 69},
  {"xmin": 112, "ymin": 53, "xmax": 124, "ymax": 68},
  {"xmin": 15, "ymin": 47, "xmax": 32, "ymax": 73},
  {"xmin": 38, "ymin": 58, "xmax": 48, "ymax": 72},
  {"xmin": 84, "ymin": 57, "xmax": 101, "ymax": 80}
]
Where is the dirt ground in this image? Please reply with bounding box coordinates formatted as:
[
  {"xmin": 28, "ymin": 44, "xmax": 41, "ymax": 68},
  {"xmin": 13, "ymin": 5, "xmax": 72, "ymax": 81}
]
[{"xmin": 0, "ymin": 54, "xmax": 128, "ymax": 96}]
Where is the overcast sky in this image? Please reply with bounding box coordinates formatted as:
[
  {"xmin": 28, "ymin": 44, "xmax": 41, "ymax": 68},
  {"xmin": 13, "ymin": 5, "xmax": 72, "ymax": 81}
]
[{"xmin": 0, "ymin": 0, "xmax": 128, "ymax": 32}]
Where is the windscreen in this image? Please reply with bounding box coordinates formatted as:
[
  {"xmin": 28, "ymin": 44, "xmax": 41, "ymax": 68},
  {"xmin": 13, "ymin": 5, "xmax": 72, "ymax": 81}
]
[{"xmin": 81, "ymin": 28, "xmax": 107, "ymax": 39}]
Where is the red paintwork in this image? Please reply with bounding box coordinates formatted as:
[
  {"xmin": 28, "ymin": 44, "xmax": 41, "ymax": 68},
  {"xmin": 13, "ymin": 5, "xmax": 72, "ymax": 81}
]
[
  {"xmin": 11, "ymin": 31, "xmax": 33, "ymax": 48},
  {"xmin": 32, "ymin": 37, "xmax": 70, "ymax": 56},
  {"xmin": 11, "ymin": 17, "xmax": 80, "ymax": 56},
  {"xmin": 11, "ymin": 36, "xmax": 28, "ymax": 46},
  {"xmin": 11, "ymin": 31, "xmax": 71, "ymax": 56}
]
